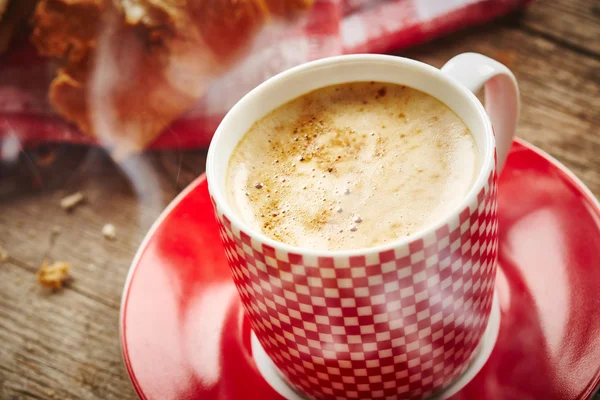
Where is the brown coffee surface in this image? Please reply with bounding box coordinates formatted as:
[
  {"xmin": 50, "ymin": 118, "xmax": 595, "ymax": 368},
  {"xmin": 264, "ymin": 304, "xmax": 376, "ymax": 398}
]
[{"xmin": 226, "ymin": 82, "xmax": 479, "ymax": 250}]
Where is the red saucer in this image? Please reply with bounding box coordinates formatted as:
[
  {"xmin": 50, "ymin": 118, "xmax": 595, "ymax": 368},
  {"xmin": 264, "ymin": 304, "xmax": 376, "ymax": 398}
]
[{"xmin": 120, "ymin": 138, "xmax": 600, "ymax": 400}]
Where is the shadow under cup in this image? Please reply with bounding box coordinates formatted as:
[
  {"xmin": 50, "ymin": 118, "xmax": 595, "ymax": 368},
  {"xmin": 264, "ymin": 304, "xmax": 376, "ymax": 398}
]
[{"xmin": 207, "ymin": 55, "xmax": 498, "ymax": 400}]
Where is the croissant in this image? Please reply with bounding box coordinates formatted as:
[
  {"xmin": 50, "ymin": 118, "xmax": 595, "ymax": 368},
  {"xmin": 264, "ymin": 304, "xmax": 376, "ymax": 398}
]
[
  {"xmin": 30, "ymin": 0, "xmax": 314, "ymax": 154},
  {"xmin": 0, "ymin": 0, "xmax": 7, "ymax": 20}
]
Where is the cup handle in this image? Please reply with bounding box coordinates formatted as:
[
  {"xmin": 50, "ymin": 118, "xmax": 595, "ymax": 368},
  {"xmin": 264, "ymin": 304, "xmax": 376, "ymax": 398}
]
[{"xmin": 441, "ymin": 53, "xmax": 520, "ymax": 173}]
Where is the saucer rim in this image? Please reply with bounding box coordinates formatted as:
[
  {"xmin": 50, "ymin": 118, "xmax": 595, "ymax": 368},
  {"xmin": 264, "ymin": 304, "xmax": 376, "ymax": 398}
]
[{"xmin": 119, "ymin": 137, "xmax": 600, "ymax": 399}]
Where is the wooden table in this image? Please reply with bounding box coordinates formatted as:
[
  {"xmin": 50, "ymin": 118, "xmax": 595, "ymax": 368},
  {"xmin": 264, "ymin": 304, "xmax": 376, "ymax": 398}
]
[{"xmin": 1, "ymin": 1, "xmax": 598, "ymax": 399}]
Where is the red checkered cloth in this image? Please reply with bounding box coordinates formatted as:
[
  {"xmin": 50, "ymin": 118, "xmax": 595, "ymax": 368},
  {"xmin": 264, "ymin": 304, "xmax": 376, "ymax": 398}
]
[{"xmin": 0, "ymin": 0, "xmax": 531, "ymax": 150}]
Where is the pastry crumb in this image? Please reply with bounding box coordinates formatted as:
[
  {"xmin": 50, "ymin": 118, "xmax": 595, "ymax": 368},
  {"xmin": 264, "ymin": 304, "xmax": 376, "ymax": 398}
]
[
  {"xmin": 35, "ymin": 147, "xmax": 58, "ymax": 167},
  {"xmin": 37, "ymin": 260, "xmax": 71, "ymax": 289},
  {"xmin": 0, "ymin": 247, "xmax": 8, "ymax": 263},
  {"xmin": 51, "ymin": 226, "xmax": 62, "ymax": 236},
  {"xmin": 102, "ymin": 224, "xmax": 117, "ymax": 240},
  {"xmin": 60, "ymin": 192, "xmax": 85, "ymax": 211}
]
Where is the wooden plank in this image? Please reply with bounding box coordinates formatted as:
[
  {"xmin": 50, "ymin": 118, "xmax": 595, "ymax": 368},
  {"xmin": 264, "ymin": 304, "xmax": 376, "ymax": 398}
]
[
  {"xmin": 0, "ymin": 148, "xmax": 206, "ymax": 399},
  {"xmin": 518, "ymin": 0, "xmax": 600, "ymax": 56},
  {"xmin": 401, "ymin": 20, "xmax": 600, "ymax": 197},
  {"xmin": 0, "ymin": 261, "xmax": 131, "ymax": 399}
]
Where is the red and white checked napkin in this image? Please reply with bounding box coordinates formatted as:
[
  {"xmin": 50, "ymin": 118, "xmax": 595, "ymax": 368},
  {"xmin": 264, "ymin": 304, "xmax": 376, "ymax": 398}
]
[{"xmin": 0, "ymin": 0, "xmax": 531, "ymax": 151}]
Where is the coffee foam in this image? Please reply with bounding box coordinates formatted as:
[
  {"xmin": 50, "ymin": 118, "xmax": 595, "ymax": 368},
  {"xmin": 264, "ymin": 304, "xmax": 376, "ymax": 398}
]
[{"xmin": 227, "ymin": 82, "xmax": 479, "ymax": 250}]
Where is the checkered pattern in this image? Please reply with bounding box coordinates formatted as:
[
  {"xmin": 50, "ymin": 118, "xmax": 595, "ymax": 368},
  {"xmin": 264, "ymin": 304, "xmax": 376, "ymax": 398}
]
[
  {"xmin": 0, "ymin": 0, "xmax": 531, "ymax": 149},
  {"xmin": 212, "ymin": 169, "xmax": 498, "ymax": 400}
]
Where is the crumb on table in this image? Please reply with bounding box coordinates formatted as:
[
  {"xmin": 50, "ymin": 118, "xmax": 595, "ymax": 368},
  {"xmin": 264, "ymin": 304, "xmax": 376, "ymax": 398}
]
[
  {"xmin": 0, "ymin": 247, "xmax": 7, "ymax": 263},
  {"xmin": 35, "ymin": 147, "xmax": 58, "ymax": 167},
  {"xmin": 37, "ymin": 260, "xmax": 71, "ymax": 289},
  {"xmin": 102, "ymin": 224, "xmax": 116, "ymax": 240},
  {"xmin": 60, "ymin": 192, "xmax": 85, "ymax": 211}
]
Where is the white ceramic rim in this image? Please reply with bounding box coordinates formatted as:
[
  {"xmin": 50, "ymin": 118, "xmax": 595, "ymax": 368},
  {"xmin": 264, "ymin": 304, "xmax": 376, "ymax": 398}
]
[{"xmin": 206, "ymin": 54, "xmax": 495, "ymax": 257}]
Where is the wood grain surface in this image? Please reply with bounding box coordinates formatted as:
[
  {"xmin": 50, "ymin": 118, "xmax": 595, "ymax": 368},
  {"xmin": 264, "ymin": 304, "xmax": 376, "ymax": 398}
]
[{"xmin": 1, "ymin": 1, "xmax": 599, "ymax": 399}]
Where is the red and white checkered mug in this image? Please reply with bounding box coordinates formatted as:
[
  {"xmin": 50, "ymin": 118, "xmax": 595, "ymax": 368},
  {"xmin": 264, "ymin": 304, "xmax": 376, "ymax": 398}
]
[{"xmin": 207, "ymin": 53, "xmax": 519, "ymax": 399}]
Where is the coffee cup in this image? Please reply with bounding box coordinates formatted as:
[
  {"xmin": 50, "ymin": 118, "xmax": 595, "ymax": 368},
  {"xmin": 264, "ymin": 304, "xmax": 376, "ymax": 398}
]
[{"xmin": 207, "ymin": 53, "xmax": 518, "ymax": 399}]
